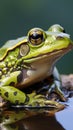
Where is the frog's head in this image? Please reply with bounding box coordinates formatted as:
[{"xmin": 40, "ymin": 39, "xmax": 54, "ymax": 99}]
[
  {"xmin": 23, "ymin": 24, "xmax": 72, "ymax": 68},
  {"xmin": 19, "ymin": 24, "xmax": 73, "ymax": 84}
]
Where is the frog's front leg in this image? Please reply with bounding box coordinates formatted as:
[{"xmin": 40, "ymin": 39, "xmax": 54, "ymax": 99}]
[
  {"xmin": 0, "ymin": 71, "xmax": 29, "ymax": 105},
  {"xmin": 48, "ymin": 67, "xmax": 66, "ymax": 101},
  {"xmin": 0, "ymin": 71, "xmax": 35, "ymax": 105},
  {"xmin": 0, "ymin": 71, "xmax": 27, "ymax": 105}
]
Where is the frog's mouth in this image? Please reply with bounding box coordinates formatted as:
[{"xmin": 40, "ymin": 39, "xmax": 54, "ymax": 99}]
[{"xmin": 25, "ymin": 43, "xmax": 73, "ymax": 64}]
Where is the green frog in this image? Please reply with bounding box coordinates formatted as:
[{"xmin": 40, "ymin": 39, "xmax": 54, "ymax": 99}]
[{"xmin": 0, "ymin": 24, "xmax": 73, "ymax": 108}]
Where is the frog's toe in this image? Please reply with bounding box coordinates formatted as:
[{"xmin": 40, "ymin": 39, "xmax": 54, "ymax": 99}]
[
  {"xmin": 47, "ymin": 83, "xmax": 67, "ymax": 102},
  {"xmin": 44, "ymin": 100, "xmax": 65, "ymax": 110}
]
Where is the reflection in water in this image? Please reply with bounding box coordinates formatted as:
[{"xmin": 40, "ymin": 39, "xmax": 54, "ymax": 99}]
[
  {"xmin": 0, "ymin": 114, "xmax": 65, "ymax": 130},
  {"xmin": 23, "ymin": 114, "xmax": 65, "ymax": 130},
  {"xmin": 0, "ymin": 98, "xmax": 73, "ymax": 130}
]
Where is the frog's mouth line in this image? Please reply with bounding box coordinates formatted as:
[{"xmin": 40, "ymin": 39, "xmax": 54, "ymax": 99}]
[
  {"xmin": 45, "ymin": 43, "xmax": 73, "ymax": 59},
  {"xmin": 25, "ymin": 43, "xmax": 73, "ymax": 63}
]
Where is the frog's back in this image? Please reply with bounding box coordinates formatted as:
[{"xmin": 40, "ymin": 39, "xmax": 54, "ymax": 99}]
[{"xmin": 0, "ymin": 36, "xmax": 27, "ymax": 61}]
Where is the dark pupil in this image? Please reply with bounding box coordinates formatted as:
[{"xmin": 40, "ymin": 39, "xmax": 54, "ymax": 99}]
[{"xmin": 30, "ymin": 33, "xmax": 43, "ymax": 40}]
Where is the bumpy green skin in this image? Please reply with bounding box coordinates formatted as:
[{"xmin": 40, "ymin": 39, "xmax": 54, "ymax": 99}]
[{"xmin": 0, "ymin": 24, "xmax": 72, "ymax": 108}]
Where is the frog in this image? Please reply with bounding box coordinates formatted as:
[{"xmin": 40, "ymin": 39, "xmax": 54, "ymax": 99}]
[{"xmin": 0, "ymin": 24, "xmax": 73, "ymax": 109}]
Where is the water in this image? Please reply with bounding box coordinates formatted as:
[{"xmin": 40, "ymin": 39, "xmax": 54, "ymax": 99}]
[{"xmin": 0, "ymin": 98, "xmax": 73, "ymax": 130}]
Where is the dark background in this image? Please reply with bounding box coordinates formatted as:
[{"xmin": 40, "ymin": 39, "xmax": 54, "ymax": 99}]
[{"xmin": 0, "ymin": 0, "xmax": 73, "ymax": 74}]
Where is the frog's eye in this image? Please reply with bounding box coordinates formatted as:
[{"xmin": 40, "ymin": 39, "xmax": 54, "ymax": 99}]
[
  {"xmin": 28, "ymin": 28, "xmax": 46, "ymax": 45},
  {"xmin": 20, "ymin": 44, "xmax": 29, "ymax": 56},
  {"xmin": 48, "ymin": 24, "xmax": 65, "ymax": 33}
]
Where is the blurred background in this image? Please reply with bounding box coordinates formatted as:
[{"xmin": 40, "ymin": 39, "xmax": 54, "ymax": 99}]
[{"xmin": 0, "ymin": 0, "xmax": 73, "ymax": 74}]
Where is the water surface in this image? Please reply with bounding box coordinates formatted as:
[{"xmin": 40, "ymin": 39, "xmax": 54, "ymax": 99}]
[{"xmin": 0, "ymin": 98, "xmax": 73, "ymax": 130}]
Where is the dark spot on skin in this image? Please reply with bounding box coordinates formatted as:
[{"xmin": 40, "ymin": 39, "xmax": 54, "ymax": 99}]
[
  {"xmin": 14, "ymin": 91, "xmax": 18, "ymax": 96},
  {"xmin": 9, "ymin": 82, "xmax": 15, "ymax": 86},
  {"xmin": 4, "ymin": 92, "xmax": 9, "ymax": 98},
  {"xmin": 10, "ymin": 124, "xmax": 17, "ymax": 129},
  {"xmin": 14, "ymin": 118, "xmax": 18, "ymax": 121},
  {"xmin": 15, "ymin": 100, "xmax": 19, "ymax": 105},
  {"xmin": 24, "ymin": 95, "xmax": 29, "ymax": 104},
  {"xmin": 17, "ymin": 69, "xmax": 29, "ymax": 84},
  {"xmin": 17, "ymin": 71, "xmax": 23, "ymax": 83},
  {"xmin": 0, "ymin": 93, "xmax": 1, "ymax": 95},
  {"xmin": 5, "ymin": 115, "xmax": 10, "ymax": 119}
]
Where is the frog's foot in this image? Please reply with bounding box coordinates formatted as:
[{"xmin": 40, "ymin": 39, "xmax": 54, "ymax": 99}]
[
  {"xmin": 26, "ymin": 92, "xmax": 65, "ymax": 111},
  {"xmin": 37, "ymin": 81, "xmax": 66, "ymax": 102},
  {"xmin": 47, "ymin": 81, "xmax": 66, "ymax": 102}
]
